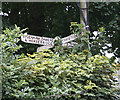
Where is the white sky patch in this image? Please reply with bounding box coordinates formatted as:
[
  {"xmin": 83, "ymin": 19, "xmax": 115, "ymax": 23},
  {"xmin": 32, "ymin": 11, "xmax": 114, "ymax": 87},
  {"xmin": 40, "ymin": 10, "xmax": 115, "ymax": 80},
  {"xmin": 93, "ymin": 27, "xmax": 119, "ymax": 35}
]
[
  {"xmin": 8, "ymin": 11, "xmax": 11, "ymax": 13},
  {"xmin": 93, "ymin": 31, "xmax": 98, "ymax": 37},
  {"xmin": 105, "ymin": 48, "xmax": 120, "ymax": 63},
  {"xmin": 66, "ymin": 6, "xmax": 68, "ymax": 11},
  {"xmin": 106, "ymin": 43, "xmax": 112, "ymax": 47},
  {"xmin": 103, "ymin": 46, "xmax": 107, "ymax": 49},
  {"xmin": 100, "ymin": 49, "xmax": 104, "ymax": 54},
  {"xmin": 19, "ymin": 12, "xmax": 21, "ymax": 14},
  {"xmin": 115, "ymin": 58, "xmax": 119, "ymax": 63},
  {"xmin": 92, "ymin": 37, "xmax": 95, "ymax": 40},
  {"xmin": 91, "ymin": 31, "xmax": 98, "ymax": 40},
  {"xmin": 105, "ymin": 50, "xmax": 114, "ymax": 58},
  {"xmin": 102, "ymin": 43, "xmax": 112, "ymax": 50}
]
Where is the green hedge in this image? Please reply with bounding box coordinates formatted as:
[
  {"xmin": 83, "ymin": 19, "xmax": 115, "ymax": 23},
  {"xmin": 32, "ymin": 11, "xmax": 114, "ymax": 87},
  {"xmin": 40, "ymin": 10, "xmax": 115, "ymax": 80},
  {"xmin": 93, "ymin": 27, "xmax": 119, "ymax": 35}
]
[
  {"xmin": 2, "ymin": 49, "xmax": 120, "ymax": 99},
  {"xmin": 1, "ymin": 25, "xmax": 120, "ymax": 100}
]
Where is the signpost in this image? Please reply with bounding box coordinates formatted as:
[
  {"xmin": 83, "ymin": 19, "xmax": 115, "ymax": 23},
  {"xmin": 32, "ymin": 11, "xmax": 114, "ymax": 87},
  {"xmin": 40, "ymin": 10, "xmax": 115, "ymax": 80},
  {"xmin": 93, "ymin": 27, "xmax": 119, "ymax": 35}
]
[
  {"xmin": 62, "ymin": 34, "xmax": 78, "ymax": 44},
  {"xmin": 21, "ymin": 33, "xmax": 79, "ymax": 52},
  {"xmin": 21, "ymin": 34, "xmax": 54, "ymax": 46},
  {"xmin": 36, "ymin": 45, "xmax": 54, "ymax": 52},
  {"xmin": 62, "ymin": 42, "xmax": 78, "ymax": 48}
]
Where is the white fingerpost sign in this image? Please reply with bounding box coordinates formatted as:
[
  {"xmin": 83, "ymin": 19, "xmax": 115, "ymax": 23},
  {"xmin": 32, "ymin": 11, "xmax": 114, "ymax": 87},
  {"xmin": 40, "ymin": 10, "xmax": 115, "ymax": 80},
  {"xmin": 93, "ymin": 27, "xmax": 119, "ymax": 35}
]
[
  {"xmin": 21, "ymin": 33, "xmax": 79, "ymax": 52},
  {"xmin": 36, "ymin": 45, "xmax": 54, "ymax": 52},
  {"xmin": 21, "ymin": 34, "xmax": 54, "ymax": 46},
  {"xmin": 62, "ymin": 34, "xmax": 78, "ymax": 44},
  {"xmin": 62, "ymin": 42, "xmax": 78, "ymax": 48}
]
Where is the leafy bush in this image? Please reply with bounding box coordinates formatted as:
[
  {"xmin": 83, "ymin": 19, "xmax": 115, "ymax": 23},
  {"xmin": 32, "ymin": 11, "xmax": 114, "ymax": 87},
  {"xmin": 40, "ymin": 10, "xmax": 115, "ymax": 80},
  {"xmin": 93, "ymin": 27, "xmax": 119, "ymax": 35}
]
[
  {"xmin": 53, "ymin": 22, "xmax": 90, "ymax": 55},
  {"xmin": 2, "ymin": 49, "xmax": 119, "ymax": 99},
  {"xmin": 0, "ymin": 25, "xmax": 28, "ymax": 99},
  {"xmin": 53, "ymin": 22, "xmax": 109, "ymax": 57},
  {"xmin": 1, "ymin": 24, "xmax": 120, "ymax": 100}
]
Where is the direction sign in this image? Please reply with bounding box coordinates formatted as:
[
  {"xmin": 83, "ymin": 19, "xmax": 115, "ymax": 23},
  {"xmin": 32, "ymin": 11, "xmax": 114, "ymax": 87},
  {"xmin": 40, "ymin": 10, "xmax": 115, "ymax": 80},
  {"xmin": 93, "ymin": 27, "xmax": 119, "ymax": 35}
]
[
  {"xmin": 62, "ymin": 42, "xmax": 78, "ymax": 48},
  {"xmin": 36, "ymin": 45, "xmax": 54, "ymax": 52},
  {"xmin": 62, "ymin": 34, "xmax": 78, "ymax": 43},
  {"xmin": 21, "ymin": 34, "xmax": 54, "ymax": 46},
  {"xmin": 21, "ymin": 33, "xmax": 80, "ymax": 52},
  {"xmin": 36, "ymin": 42, "xmax": 78, "ymax": 52},
  {"xmin": 21, "ymin": 33, "xmax": 80, "ymax": 45}
]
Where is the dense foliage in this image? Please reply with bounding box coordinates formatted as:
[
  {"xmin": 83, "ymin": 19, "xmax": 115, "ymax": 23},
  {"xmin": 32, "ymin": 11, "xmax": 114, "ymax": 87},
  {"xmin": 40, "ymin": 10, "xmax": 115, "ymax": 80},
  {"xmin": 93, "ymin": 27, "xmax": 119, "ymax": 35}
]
[
  {"xmin": 1, "ymin": 26, "xmax": 120, "ymax": 99},
  {"xmin": 0, "ymin": 25, "xmax": 27, "ymax": 99},
  {"xmin": 2, "ymin": 50, "xmax": 120, "ymax": 99},
  {"xmin": 89, "ymin": 2, "xmax": 120, "ymax": 57},
  {"xmin": 2, "ymin": 2, "xmax": 80, "ymax": 54},
  {"xmin": 2, "ymin": 2, "xmax": 120, "ymax": 58}
]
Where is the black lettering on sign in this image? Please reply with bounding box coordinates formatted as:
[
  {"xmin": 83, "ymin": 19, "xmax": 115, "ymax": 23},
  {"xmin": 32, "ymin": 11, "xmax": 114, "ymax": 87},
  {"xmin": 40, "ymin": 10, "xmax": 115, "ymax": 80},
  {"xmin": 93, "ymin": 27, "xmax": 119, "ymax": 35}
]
[
  {"xmin": 36, "ymin": 37, "xmax": 41, "ymax": 40},
  {"xmin": 25, "ymin": 39, "xmax": 27, "ymax": 41},
  {"xmin": 22, "ymin": 34, "xmax": 79, "ymax": 46},
  {"xmin": 48, "ymin": 42, "xmax": 52, "ymax": 45},
  {"xmin": 27, "ymin": 35, "xmax": 31, "ymax": 39},
  {"xmin": 31, "ymin": 36, "xmax": 35, "ymax": 39},
  {"xmin": 24, "ymin": 35, "xmax": 27, "ymax": 38},
  {"xmin": 43, "ymin": 38, "xmax": 49, "ymax": 41},
  {"xmin": 29, "ymin": 40, "xmax": 33, "ymax": 42},
  {"xmin": 37, "ymin": 40, "xmax": 39, "ymax": 43}
]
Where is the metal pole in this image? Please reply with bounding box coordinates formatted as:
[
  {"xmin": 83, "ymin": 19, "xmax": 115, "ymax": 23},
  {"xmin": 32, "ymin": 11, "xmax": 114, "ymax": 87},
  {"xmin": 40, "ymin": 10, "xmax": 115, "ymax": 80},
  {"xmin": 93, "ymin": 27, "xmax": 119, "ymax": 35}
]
[
  {"xmin": 78, "ymin": 1, "xmax": 90, "ymax": 50},
  {"xmin": 80, "ymin": 0, "xmax": 87, "ymax": 26}
]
